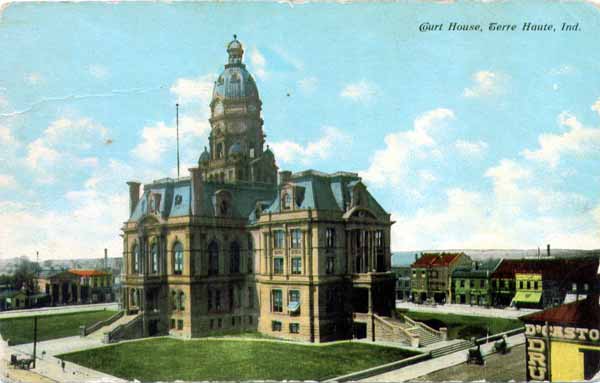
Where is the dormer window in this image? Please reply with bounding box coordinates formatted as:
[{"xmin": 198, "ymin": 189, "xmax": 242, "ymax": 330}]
[
  {"xmin": 281, "ymin": 191, "xmax": 292, "ymax": 210},
  {"xmin": 149, "ymin": 193, "xmax": 161, "ymax": 213},
  {"xmin": 215, "ymin": 190, "xmax": 233, "ymax": 217}
]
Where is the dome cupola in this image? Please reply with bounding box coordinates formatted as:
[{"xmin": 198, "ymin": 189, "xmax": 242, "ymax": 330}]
[
  {"xmin": 211, "ymin": 35, "xmax": 260, "ymax": 105},
  {"xmin": 227, "ymin": 34, "xmax": 244, "ymax": 65}
]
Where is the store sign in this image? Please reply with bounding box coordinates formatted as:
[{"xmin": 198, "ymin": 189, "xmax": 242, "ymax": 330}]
[
  {"xmin": 525, "ymin": 323, "xmax": 600, "ymax": 343},
  {"xmin": 526, "ymin": 336, "xmax": 549, "ymax": 381},
  {"xmin": 525, "ymin": 323, "xmax": 600, "ymax": 381}
]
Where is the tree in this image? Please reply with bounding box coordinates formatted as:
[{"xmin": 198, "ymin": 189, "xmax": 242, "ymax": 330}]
[{"xmin": 13, "ymin": 257, "xmax": 41, "ymax": 292}]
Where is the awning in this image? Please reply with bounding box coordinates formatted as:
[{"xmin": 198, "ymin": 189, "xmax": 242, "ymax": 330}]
[
  {"xmin": 512, "ymin": 291, "xmax": 542, "ymax": 304},
  {"xmin": 564, "ymin": 293, "xmax": 587, "ymax": 304},
  {"xmin": 288, "ymin": 301, "xmax": 300, "ymax": 312}
]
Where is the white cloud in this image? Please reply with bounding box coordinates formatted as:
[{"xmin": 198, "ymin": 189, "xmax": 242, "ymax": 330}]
[
  {"xmin": 0, "ymin": 184, "xmax": 128, "ymax": 260},
  {"xmin": 25, "ymin": 138, "xmax": 60, "ymax": 168},
  {"xmin": 25, "ymin": 118, "xmax": 108, "ymax": 168},
  {"xmin": 455, "ymin": 139, "xmax": 488, "ymax": 157},
  {"xmin": 391, "ymin": 168, "xmax": 599, "ymax": 251},
  {"xmin": 25, "ymin": 72, "xmax": 43, "ymax": 85},
  {"xmin": 0, "ymin": 125, "xmax": 18, "ymax": 147},
  {"xmin": 361, "ymin": 108, "xmax": 455, "ymax": 186},
  {"xmin": 89, "ymin": 64, "xmax": 109, "ymax": 79},
  {"xmin": 592, "ymin": 98, "xmax": 600, "ymax": 116},
  {"xmin": 249, "ymin": 48, "xmax": 268, "ymax": 80},
  {"xmin": 340, "ymin": 80, "xmax": 378, "ymax": 103},
  {"xmin": 270, "ymin": 126, "xmax": 351, "ymax": 165},
  {"xmin": 522, "ymin": 111, "xmax": 600, "ymax": 167},
  {"xmin": 463, "ymin": 70, "xmax": 508, "ymax": 98},
  {"xmin": 0, "ymin": 94, "xmax": 8, "ymax": 110},
  {"xmin": 0, "ymin": 174, "xmax": 17, "ymax": 189},
  {"xmin": 170, "ymin": 74, "xmax": 216, "ymax": 105},
  {"xmin": 297, "ymin": 76, "xmax": 318, "ymax": 94},
  {"xmin": 131, "ymin": 106, "xmax": 211, "ymax": 163},
  {"xmin": 133, "ymin": 74, "xmax": 213, "ymax": 164}
]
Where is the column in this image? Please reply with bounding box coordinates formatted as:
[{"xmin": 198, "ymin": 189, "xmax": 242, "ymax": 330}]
[
  {"xmin": 77, "ymin": 283, "xmax": 82, "ymax": 304},
  {"xmin": 49, "ymin": 284, "xmax": 54, "ymax": 306},
  {"xmin": 58, "ymin": 283, "xmax": 63, "ymax": 304}
]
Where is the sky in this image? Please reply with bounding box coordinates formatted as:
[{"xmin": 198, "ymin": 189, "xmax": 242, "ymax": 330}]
[{"xmin": 1, "ymin": 1, "xmax": 600, "ymax": 260}]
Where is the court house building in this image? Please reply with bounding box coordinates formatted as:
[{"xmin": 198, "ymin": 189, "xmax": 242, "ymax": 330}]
[{"xmin": 121, "ymin": 37, "xmax": 396, "ymax": 342}]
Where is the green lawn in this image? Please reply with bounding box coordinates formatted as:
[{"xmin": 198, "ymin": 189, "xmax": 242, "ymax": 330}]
[
  {"xmin": 401, "ymin": 310, "xmax": 523, "ymax": 340},
  {"xmin": 59, "ymin": 338, "xmax": 418, "ymax": 381},
  {"xmin": 0, "ymin": 310, "xmax": 117, "ymax": 345}
]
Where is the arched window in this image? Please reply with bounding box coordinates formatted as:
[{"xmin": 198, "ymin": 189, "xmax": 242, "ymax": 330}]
[
  {"xmin": 151, "ymin": 243, "xmax": 159, "ymax": 274},
  {"xmin": 179, "ymin": 291, "xmax": 185, "ymax": 311},
  {"xmin": 230, "ymin": 242, "xmax": 240, "ymax": 274},
  {"xmin": 173, "ymin": 242, "xmax": 184, "ymax": 275},
  {"xmin": 132, "ymin": 244, "xmax": 140, "ymax": 273},
  {"xmin": 208, "ymin": 241, "xmax": 219, "ymax": 275}
]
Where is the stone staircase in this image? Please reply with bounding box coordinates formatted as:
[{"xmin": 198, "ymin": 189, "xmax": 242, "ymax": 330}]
[
  {"xmin": 373, "ymin": 315, "xmax": 445, "ymax": 348},
  {"xmin": 407, "ymin": 326, "xmax": 442, "ymax": 347},
  {"xmin": 430, "ymin": 339, "xmax": 474, "ymax": 358},
  {"xmin": 87, "ymin": 313, "xmax": 140, "ymax": 341}
]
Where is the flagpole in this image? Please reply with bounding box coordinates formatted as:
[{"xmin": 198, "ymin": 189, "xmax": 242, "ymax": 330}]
[{"xmin": 176, "ymin": 103, "xmax": 180, "ymax": 179}]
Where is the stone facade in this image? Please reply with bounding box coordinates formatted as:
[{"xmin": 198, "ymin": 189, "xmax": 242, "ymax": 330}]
[{"xmin": 121, "ymin": 37, "xmax": 395, "ymax": 342}]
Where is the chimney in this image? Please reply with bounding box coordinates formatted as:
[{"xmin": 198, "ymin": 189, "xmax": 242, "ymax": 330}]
[
  {"xmin": 127, "ymin": 181, "xmax": 141, "ymax": 216},
  {"xmin": 547, "ymin": 244, "xmax": 551, "ymax": 257},
  {"xmin": 278, "ymin": 171, "xmax": 292, "ymax": 185},
  {"xmin": 104, "ymin": 248, "xmax": 108, "ymax": 270},
  {"xmin": 415, "ymin": 253, "xmax": 419, "ymax": 262},
  {"xmin": 189, "ymin": 167, "xmax": 203, "ymax": 216}
]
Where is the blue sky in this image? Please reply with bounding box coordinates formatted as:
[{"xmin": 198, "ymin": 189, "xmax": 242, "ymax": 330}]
[{"xmin": 1, "ymin": 1, "xmax": 599, "ymax": 260}]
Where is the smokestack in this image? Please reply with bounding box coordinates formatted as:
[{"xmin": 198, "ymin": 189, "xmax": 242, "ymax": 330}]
[
  {"xmin": 547, "ymin": 244, "xmax": 551, "ymax": 257},
  {"xmin": 189, "ymin": 167, "xmax": 203, "ymax": 216},
  {"xmin": 104, "ymin": 248, "xmax": 108, "ymax": 270},
  {"xmin": 127, "ymin": 181, "xmax": 141, "ymax": 216}
]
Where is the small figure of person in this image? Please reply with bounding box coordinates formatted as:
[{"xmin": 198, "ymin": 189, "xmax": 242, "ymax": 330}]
[{"xmin": 61, "ymin": 360, "xmax": 65, "ymax": 372}]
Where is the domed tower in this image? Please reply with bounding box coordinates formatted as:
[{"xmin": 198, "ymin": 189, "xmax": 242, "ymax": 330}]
[{"xmin": 199, "ymin": 35, "xmax": 278, "ymax": 185}]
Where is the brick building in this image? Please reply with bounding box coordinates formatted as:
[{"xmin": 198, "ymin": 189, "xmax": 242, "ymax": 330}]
[{"xmin": 411, "ymin": 252, "xmax": 471, "ymax": 304}]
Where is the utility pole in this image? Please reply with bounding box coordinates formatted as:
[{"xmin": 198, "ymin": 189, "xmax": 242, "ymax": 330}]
[{"xmin": 32, "ymin": 316, "xmax": 38, "ymax": 369}]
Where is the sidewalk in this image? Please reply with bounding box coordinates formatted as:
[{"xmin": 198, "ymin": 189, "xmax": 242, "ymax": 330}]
[
  {"xmin": 0, "ymin": 303, "xmax": 119, "ymax": 320},
  {"xmin": 361, "ymin": 333, "xmax": 525, "ymax": 382},
  {"xmin": 396, "ymin": 301, "xmax": 539, "ymax": 319},
  {"xmin": 6, "ymin": 336, "xmax": 124, "ymax": 383}
]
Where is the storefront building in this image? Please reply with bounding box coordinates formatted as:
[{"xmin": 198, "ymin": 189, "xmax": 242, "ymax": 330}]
[{"xmin": 522, "ymin": 295, "xmax": 600, "ymax": 381}]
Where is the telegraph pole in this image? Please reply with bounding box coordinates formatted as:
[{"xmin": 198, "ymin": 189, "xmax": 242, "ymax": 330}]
[{"xmin": 32, "ymin": 316, "xmax": 38, "ymax": 369}]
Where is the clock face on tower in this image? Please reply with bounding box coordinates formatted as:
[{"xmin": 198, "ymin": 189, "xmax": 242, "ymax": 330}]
[{"xmin": 214, "ymin": 101, "xmax": 224, "ymax": 116}]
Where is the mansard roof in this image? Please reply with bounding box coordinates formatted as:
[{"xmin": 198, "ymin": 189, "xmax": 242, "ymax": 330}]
[
  {"xmin": 128, "ymin": 177, "xmax": 276, "ymax": 222},
  {"xmin": 263, "ymin": 170, "xmax": 389, "ymax": 220}
]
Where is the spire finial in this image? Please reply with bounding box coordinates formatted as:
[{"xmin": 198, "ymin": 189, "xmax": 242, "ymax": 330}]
[{"xmin": 233, "ymin": 34, "xmax": 237, "ymax": 40}]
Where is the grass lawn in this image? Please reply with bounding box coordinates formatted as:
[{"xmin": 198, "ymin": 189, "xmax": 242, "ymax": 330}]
[
  {"xmin": 59, "ymin": 338, "xmax": 418, "ymax": 381},
  {"xmin": 401, "ymin": 310, "xmax": 523, "ymax": 340},
  {"xmin": 0, "ymin": 310, "xmax": 117, "ymax": 345}
]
